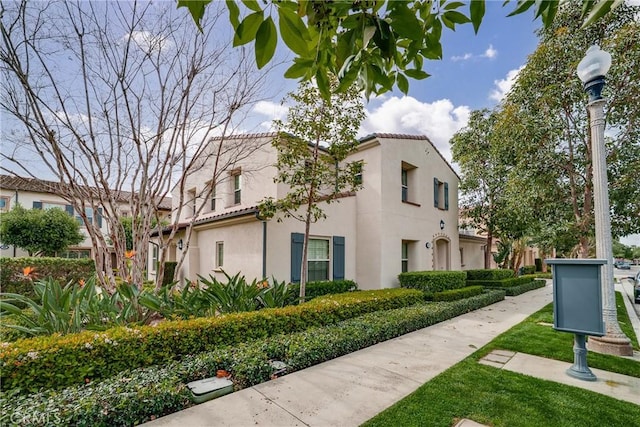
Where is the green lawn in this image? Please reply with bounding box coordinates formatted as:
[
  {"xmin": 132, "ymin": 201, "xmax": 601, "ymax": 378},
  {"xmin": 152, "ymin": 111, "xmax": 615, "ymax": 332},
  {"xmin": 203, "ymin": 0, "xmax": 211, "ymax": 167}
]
[{"xmin": 364, "ymin": 292, "xmax": 640, "ymax": 427}]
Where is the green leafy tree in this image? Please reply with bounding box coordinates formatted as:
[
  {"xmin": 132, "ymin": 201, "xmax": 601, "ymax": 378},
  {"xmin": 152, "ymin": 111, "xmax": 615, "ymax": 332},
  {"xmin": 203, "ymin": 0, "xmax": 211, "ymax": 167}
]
[
  {"xmin": 180, "ymin": 0, "xmax": 621, "ymax": 99},
  {"xmin": 494, "ymin": 3, "xmax": 639, "ymax": 256},
  {"xmin": 0, "ymin": 204, "xmax": 84, "ymax": 256},
  {"xmin": 258, "ymin": 79, "xmax": 365, "ymax": 302}
]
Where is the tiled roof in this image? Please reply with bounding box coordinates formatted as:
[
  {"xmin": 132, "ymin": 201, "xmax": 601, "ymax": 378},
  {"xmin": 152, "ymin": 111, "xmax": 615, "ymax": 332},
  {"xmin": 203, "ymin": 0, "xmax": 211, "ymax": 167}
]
[
  {"xmin": 209, "ymin": 132, "xmax": 278, "ymax": 141},
  {"xmin": 0, "ymin": 174, "xmax": 172, "ymax": 210},
  {"xmin": 194, "ymin": 206, "xmax": 259, "ymax": 225}
]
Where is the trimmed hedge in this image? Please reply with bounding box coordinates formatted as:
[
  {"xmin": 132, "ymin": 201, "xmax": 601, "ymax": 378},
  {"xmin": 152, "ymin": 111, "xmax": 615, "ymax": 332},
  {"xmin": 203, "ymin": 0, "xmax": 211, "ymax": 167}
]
[
  {"xmin": 288, "ymin": 280, "xmax": 358, "ymax": 303},
  {"xmin": 503, "ymin": 279, "xmax": 547, "ymax": 296},
  {"xmin": 0, "ymin": 257, "xmax": 95, "ymax": 301},
  {"xmin": 432, "ymin": 285, "xmax": 484, "ymax": 302},
  {"xmin": 0, "ymin": 288, "xmax": 423, "ymax": 393},
  {"xmin": 0, "ymin": 290, "xmax": 505, "ymax": 426},
  {"xmin": 521, "ymin": 265, "xmax": 536, "ymax": 275},
  {"xmin": 399, "ymin": 271, "xmax": 467, "ymax": 294},
  {"xmin": 466, "ymin": 274, "xmax": 538, "ymax": 289},
  {"xmin": 465, "ymin": 269, "xmax": 514, "ymax": 280},
  {"xmin": 162, "ymin": 262, "xmax": 178, "ymax": 286}
]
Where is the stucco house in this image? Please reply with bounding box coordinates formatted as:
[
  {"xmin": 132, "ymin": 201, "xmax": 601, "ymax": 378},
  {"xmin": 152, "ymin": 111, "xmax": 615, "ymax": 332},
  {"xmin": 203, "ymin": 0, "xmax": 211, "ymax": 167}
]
[
  {"xmin": 161, "ymin": 133, "xmax": 462, "ymax": 290},
  {"xmin": 0, "ymin": 174, "xmax": 172, "ymax": 260}
]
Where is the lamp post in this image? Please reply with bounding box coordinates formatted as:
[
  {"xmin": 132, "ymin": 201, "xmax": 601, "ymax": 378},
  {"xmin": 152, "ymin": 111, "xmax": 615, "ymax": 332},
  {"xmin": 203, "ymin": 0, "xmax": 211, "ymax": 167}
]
[{"xmin": 576, "ymin": 45, "xmax": 633, "ymax": 356}]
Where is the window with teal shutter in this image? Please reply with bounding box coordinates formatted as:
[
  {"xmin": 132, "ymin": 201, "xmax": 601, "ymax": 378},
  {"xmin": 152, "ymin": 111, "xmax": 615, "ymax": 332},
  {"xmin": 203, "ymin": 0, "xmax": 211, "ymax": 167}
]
[
  {"xmin": 444, "ymin": 182, "xmax": 449, "ymax": 211},
  {"xmin": 290, "ymin": 233, "xmax": 304, "ymax": 283},
  {"xmin": 333, "ymin": 236, "xmax": 345, "ymax": 280}
]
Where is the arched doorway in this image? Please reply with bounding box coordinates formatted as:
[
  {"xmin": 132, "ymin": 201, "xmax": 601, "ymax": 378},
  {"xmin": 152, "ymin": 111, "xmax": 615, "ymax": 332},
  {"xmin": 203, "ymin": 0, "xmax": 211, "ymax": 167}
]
[{"xmin": 434, "ymin": 238, "xmax": 450, "ymax": 270}]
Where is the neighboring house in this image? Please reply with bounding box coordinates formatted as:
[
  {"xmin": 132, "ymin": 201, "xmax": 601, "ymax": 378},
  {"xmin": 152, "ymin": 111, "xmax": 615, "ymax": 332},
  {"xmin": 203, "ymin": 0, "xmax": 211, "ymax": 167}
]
[
  {"xmin": 458, "ymin": 228, "xmax": 489, "ymax": 271},
  {"xmin": 0, "ymin": 174, "xmax": 172, "ymax": 259},
  {"xmin": 160, "ymin": 133, "xmax": 461, "ymax": 290}
]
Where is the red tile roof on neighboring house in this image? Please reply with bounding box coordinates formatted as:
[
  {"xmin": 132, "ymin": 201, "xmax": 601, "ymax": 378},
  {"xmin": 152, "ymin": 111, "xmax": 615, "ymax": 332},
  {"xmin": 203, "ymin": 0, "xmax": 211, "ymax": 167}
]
[{"xmin": 0, "ymin": 174, "xmax": 172, "ymax": 210}]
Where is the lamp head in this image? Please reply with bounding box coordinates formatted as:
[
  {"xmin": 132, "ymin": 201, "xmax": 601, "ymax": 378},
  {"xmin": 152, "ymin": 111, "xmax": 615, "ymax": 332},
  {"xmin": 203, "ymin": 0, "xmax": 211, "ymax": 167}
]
[{"xmin": 577, "ymin": 45, "xmax": 611, "ymax": 101}]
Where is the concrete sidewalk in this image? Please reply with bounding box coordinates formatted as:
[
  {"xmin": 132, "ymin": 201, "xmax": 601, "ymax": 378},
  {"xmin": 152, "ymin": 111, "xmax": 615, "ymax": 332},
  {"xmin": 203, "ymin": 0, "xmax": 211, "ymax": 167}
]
[{"xmin": 145, "ymin": 284, "xmax": 559, "ymax": 427}]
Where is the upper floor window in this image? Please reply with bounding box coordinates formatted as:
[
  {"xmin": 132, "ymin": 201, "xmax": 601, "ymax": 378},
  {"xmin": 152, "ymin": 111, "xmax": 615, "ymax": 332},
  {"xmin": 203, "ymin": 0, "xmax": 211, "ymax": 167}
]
[
  {"xmin": 187, "ymin": 188, "xmax": 197, "ymax": 217},
  {"xmin": 433, "ymin": 178, "xmax": 449, "ymax": 211},
  {"xmin": 353, "ymin": 161, "xmax": 363, "ymax": 186},
  {"xmin": 401, "ymin": 241, "xmax": 409, "ymax": 273},
  {"xmin": 211, "ymin": 186, "xmax": 216, "ymax": 211},
  {"xmin": 401, "ymin": 162, "xmax": 418, "ymax": 205},
  {"xmin": 76, "ymin": 207, "xmax": 93, "ymax": 226},
  {"xmin": 231, "ymin": 169, "xmax": 242, "ymax": 205},
  {"xmin": 216, "ymin": 241, "xmax": 224, "ymax": 268}
]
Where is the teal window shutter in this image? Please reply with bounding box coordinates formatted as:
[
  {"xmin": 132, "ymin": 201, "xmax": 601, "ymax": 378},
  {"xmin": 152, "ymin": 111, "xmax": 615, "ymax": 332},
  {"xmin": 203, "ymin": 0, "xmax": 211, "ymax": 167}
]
[
  {"xmin": 333, "ymin": 236, "xmax": 345, "ymax": 280},
  {"xmin": 33, "ymin": 201, "xmax": 42, "ymax": 209},
  {"xmin": 291, "ymin": 233, "xmax": 304, "ymax": 283},
  {"xmin": 65, "ymin": 205, "xmax": 74, "ymax": 216},
  {"xmin": 96, "ymin": 208, "xmax": 103, "ymax": 228},
  {"xmin": 444, "ymin": 182, "xmax": 449, "ymax": 211},
  {"xmin": 433, "ymin": 178, "xmax": 439, "ymax": 208}
]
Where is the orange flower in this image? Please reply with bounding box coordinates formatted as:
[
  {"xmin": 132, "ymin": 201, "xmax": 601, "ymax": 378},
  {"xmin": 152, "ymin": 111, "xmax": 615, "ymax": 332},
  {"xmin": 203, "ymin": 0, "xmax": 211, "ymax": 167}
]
[
  {"xmin": 22, "ymin": 266, "xmax": 35, "ymax": 277},
  {"xmin": 79, "ymin": 279, "xmax": 86, "ymax": 287},
  {"xmin": 124, "ymin": 250, "xmax": 136, "ymax": 259}
]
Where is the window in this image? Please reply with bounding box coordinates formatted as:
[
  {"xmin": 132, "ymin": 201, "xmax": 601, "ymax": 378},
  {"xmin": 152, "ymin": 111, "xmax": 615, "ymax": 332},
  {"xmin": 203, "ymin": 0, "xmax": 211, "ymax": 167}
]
[
  {"xmin": 401, "ymin": 241, "xmax": 409, "ymax": 273},
  {"xmin": 433, "ymin": 178, "xmax": 449, "ymax": 210},
  {"xmin": 353, "ymin": 161, "xmax": 363, "ymax": 186},
  {"xmin": 401, "ymin": 169, "xmax": 408, "ymax": 202},
  {"xmin": 401, "ymin": 162, "xmax": 418, "ymax": 204},
  {"xmin": 0, "ymin": 196, "xmax": 9, "ymax": 213},
  {"xmin": 188, "ymin": 189, "xmax": 197, "ymax": 217},
  {"xmin": 151, "ymin": 245, "xmax": 158, "ymax": 272},
  {"xmin": 76, "ymin": 207, "xmax": 93, "ymax": 226},
  {"xmin": 308, "ymin": 238, "xmax": 330, "ymax": 281},
  {"xmin": 216, "ymin": 241, "xmax": 224, "ymax": 268},
  {"xmin": 59, "ymin": 249, "xmax": 91, "ymax": 259},
  {"xmin": 211, "ymin": 186, "xmax": 216, "ymax": 211},
  {"xmin": 233, "ymin": 174, "xmax": 241, "ymax": 205},
  {"xmin": 460, "ymin": 248, "xmax": 464, "ymax": 267}
]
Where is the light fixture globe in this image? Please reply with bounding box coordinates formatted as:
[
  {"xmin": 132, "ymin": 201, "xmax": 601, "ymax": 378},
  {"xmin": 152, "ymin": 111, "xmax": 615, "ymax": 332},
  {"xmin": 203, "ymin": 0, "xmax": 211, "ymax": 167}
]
[{"xmin": 577, "ymin": 45, "xmax": 611, "ymax": 101}]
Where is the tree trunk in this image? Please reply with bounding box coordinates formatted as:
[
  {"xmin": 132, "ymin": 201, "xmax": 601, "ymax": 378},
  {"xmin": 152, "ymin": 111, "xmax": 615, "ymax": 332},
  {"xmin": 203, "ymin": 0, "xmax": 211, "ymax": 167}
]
[{"xmin": 485, "ymin": 232, "xmax": 493, "ymax": 269}]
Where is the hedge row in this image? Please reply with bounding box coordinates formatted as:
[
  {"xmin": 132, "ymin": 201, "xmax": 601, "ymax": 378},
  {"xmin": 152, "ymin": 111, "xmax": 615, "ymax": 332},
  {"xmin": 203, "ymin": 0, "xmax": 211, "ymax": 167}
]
[
  {"xmin": 466, "ymin": 274, "xmax": 537, "ymax": 289},
  {"xmin": 0, "ymin": 288, "xmax": 423, "ymax": 392},
  {"xmin": 398, "ymin": 271, "xmax": 467, "ymax": 294},
  {"xmin": 503, "ymin": 279, "xmax": 547, "ymax": 296},
  {"xmin": 1, "ymin": 290, "xmax": 506, "ymax": 426},
  {"xmin": 465, "ymin": 269, "xmax": 514, "ymax": 281},
  {"xmin": 288, "ymin": 280, "xmax": 358, "ymax": 303},
  {"xmin": 0, "ymin": 257, "xmax": 95, "ymax": 301},
  {"xmin": 520, "ymin": 265, "xmax": 536, "ymax": 275},
  {"xmin": 432, "ymin": 285, "xmax": 484, "ymax": 302}
]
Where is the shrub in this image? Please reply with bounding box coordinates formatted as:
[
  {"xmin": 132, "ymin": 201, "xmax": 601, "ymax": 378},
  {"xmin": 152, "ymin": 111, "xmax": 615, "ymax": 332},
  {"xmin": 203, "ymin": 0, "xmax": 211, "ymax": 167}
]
[
  {"xmin": 503, "ymin": 279, "xmax": 546, "ymax": 296},
  {"xmin": 432, "ymin": 286, "xmax": 483, "ymax": 302},
  {"xmin": 467, "ymin": 274, "xmax": 537, "ymax": 289},
  {"xmin": 0, "ymin": 257, "xmax": 95, "ymax": 301},
  {"xmin": 288, "ymin": 279, "xmax": 358, "ymax": 303},
  {"xmin": 465, "ymin": 269, "xmax": 514, "ymax": 280},
  {"xmin": 0, "ymin": 290, "xmax": 505, "ymax": 426},
  {"xmin": 398, "ymin": 271, "xmax": 466, "ymax": 295},
  {"xmin": 521, "ymin": 265, "xmax": 536, "ymax": 275},
  {"xmin": 0, "ymin": 288, "xmax": 423, "ymax": 392}
]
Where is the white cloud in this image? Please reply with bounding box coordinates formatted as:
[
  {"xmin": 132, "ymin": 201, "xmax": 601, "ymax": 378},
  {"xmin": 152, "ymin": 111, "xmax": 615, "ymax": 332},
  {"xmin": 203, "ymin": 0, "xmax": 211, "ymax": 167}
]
[
  {"xmin": 483, "ymin": 44, "xmax": 498, "ymax": 59},
  {"xmin": 360, "ymin": 96, "xmax": 471, "ymax": 163},
  {"xmin": 252, "ymin": 100, "xmax": 289, "ymax": 130},
  {"xmin": 451, "ymin": 45, "xmax": 497, "ymax": 62},
  {"xmin": 124, "ymin": 31, "xmax": 173, "ymax": 54},
  {"xmin": 489, "ymin": 66, "xmax": 524, "ymax": 102},
  {"xmin": 451, "ymin": 53, "xmax": 473, "ymax": 62}
]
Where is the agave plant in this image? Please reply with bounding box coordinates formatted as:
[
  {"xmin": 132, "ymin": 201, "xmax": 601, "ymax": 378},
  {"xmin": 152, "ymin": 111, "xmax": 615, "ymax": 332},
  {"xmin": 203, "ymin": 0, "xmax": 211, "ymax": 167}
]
[
  {"xmin": 199, "ymin": 272, "xmax": 264, "ymax": 314},
  {"xmin": 139, "ymin": 280, "xmax": 216, "ymax": 320}
]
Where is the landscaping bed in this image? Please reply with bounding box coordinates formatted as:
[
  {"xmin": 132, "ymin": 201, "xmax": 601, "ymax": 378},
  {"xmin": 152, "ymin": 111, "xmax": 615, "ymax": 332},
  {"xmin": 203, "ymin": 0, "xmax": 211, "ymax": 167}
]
[
  {"xmin": 501, "ymin": 279, "xmax": 546, "ymax": 296},
  {"xmin": 1, "ymin": 290, "xmax": 506, "ymax": 426}
]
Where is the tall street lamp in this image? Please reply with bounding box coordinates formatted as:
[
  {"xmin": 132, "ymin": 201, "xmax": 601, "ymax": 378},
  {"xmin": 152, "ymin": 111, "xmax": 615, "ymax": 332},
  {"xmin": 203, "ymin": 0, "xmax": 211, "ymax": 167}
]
[{"xmin": 576, "ymin": 45, "xmax": 632, "ymax": 356}]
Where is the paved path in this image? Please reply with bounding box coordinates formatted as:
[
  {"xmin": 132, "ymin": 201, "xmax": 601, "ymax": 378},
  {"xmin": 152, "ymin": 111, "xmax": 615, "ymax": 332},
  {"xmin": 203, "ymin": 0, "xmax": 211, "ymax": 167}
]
[{"xmin": 145, "ymin": 284, "xmax": 556, "ymax": 427}]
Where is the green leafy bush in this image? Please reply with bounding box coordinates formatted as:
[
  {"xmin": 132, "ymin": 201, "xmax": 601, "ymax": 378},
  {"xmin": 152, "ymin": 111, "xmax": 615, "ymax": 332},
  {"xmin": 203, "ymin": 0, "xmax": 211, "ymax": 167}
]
[
  {"xmin": 398, "ymin": 271, "xmax": 466, "ymax": 295},
  {"xmin": 465, "ymin": 269, "xmax": 514, "ymax": 280},
  {"xmin": 503, "ymin": 279, "xmax": 546, "ymax": 296},
  {"xmin": 521, "ymin": 265, "xmax": 536, "ymax": 275},
  {"xmin": 432, "ymin": 286, "xmax": 483, "ymax": 302},
  {"xmin": 0, "ymin": 290, "xmax": 505, "ymax": 426},
  {"xmin": 466, "ymin": 275, "xmax": 537, "ymax": 289},
  {"xmin": 0, "ymin": 257, "xmax": 95, "ymax": 301},
  {"xmin": 0, "ymin": 288, "xmax": 423, "ymax": 392},
  {"xmin": 162, "ymin": 261, "xmax": 178, "ymax": 286},
  {"xmin": 288, "ymin": 279, "xmax": 358, "ymax": 303}
]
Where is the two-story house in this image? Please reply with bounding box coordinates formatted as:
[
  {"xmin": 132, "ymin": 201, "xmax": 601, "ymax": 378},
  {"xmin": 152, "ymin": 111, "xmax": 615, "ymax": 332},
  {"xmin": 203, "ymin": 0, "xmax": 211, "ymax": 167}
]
[
  {"xmin": 163, "ymin": 133, "xmax": 460, "ymax": 290},
  {"xmin": 0, "ymin": 175, "xmax": 172, "ymax": 259}
]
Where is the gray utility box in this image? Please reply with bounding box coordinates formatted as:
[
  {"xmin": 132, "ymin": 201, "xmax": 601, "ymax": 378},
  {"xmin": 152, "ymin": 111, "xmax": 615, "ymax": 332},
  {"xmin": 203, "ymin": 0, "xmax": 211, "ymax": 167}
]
[
  {"xmin": 546, "ymin": 258, "xmax": 605, "ymax": 336},
  {"xmin": 187, "ymin": 377, "xmax": 234, "ymax": 404}
]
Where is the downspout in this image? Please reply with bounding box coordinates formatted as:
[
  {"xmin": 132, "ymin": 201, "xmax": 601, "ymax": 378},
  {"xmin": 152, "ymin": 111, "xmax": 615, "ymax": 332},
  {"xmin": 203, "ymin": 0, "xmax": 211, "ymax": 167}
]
[{"xmin": 255, "ymin": 211, "xmax": 267, "ymax": 278}]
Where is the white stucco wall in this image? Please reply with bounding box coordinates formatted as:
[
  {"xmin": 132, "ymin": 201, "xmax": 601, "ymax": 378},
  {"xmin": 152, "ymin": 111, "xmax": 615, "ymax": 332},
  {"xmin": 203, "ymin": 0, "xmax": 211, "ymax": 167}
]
[{"xmin": 459, "ymin": 237, "xmax": 487, "ymax": 270}]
